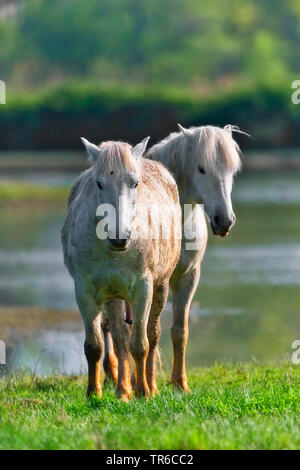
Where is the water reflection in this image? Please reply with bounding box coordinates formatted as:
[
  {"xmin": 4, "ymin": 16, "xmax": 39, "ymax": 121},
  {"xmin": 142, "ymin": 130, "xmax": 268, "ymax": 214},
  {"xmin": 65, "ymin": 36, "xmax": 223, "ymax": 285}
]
[
  {"xmin": 12, "ymin": 330, "xmax": 86, "ymax": 376},
  {"xmin": 205, "ymin": 244, "xmax": 300, "ymax": 286},
  {"xmin": 233, "ymin": 172, "xmax": 300, "ymax": 205},
  {"xmin": 0, "ymin": 248, "xmax": 75, "ymax": 309}
]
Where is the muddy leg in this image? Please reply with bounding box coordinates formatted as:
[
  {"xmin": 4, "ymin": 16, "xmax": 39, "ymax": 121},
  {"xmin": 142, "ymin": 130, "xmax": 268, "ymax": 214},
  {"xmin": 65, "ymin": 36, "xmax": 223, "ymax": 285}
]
[
  {"xmin": 170, "ymin": 266, "xmax": 200, "ymax": 392},
  {"xmin": 104, "ymin": 300, "xmax": 132, "ymax": 401},
  {"xmin": 102, "ymin": 314, "xmax": 118, "ymax": 386},
  {"xmin": 75, "ymin": 284, "xmax": 103, "ymax": 398},
  {"xmin": 130, "ymin": 279, "xmax": 153, "ymax": 398},
  {"xmin": 146, "ymin": 283, "xmax": 169, "ymax": 396}
]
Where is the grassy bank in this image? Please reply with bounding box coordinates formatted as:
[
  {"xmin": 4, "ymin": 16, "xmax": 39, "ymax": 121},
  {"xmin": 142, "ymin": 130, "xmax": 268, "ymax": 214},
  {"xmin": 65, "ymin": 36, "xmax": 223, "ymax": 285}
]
[
  {"xmin": 0, "ymin": 182, "xmax": 69, "ymax": 204},
  {"xmin": 0, "ymin": 306, "xmax": 80, "ymax": 343},
  {"xmin": 1, "ymin": 363, "xmax": 300, "ymax": 450}
]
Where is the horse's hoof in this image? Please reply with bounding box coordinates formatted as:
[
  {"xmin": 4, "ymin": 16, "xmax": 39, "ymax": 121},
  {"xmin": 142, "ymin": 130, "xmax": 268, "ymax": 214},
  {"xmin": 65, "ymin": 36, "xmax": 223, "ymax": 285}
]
[
  {"xmin": 86, "ymin": 385, "xmax": 102, "ymax": 398},
  {"xmin": 135, "ymin": 386, "xmax": 150, "ymax": 399},
  {"xmin": 149, "ymin": 385, "xmax": 159, "ymax": 397},
  {"xmin": 172, "ymin": 379, "xmax": 191, "ymax": 393},
  {"xmin": 116, "ymin": 387, "xmax": 132, "ymax": 402},
  {"xmin": 118, "ymin": 392, "xmax": 132, "ymax": 402}
]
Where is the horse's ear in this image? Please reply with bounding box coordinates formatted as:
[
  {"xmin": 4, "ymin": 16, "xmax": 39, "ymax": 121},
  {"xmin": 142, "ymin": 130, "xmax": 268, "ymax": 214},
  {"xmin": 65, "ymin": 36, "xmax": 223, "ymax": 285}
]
[
  {"xmin": 81, "ymin": 137, "xmax": 100, "ymax": 163},
  {"xmin": 177, "ymin": 123, "xmax": 192, "ymax": 139},
  {"xmin": 132, "ymin": 136, "xmax": 150, "ymax": 159},
  {"xmin": 224, "ymin": 125, "xmax": 233, "ymax": 136}
]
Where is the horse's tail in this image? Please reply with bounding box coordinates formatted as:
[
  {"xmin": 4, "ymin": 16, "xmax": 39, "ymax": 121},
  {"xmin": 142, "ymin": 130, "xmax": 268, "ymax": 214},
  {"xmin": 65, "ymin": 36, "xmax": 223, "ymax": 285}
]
[{"xmin": 156, "ymin": 346, "xmax": 162, "ymax": 372}]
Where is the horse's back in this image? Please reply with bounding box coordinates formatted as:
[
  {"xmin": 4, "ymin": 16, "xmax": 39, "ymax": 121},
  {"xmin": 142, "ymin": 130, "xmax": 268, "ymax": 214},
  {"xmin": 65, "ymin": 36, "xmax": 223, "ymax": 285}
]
[
  {"xmin": 138, "ymin": 159, "xmax": 182, "ymax": 283},
  {"xmin": 141, "ymin": 158, "xmax": 179, "ymax": 205}
]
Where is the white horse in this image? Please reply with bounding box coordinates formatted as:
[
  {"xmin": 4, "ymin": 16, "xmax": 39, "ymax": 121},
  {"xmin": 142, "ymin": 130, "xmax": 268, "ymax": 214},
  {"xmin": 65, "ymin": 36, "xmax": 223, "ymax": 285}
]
[
  {"xmin": 102, "ymin": 124, "xmax": 242, "ymax": 392},
  {"xmin": 62, "ymin": 138, "xmax": 181, "ymax": 399},
  {"xmin": 147, "ymin": 124, "xmax": 242, "ymax": 390}
]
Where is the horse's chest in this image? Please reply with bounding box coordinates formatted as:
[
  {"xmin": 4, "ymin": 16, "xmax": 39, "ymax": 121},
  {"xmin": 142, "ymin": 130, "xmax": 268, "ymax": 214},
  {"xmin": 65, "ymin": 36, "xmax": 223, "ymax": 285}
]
[{"xmin": 88, "ymin": 255, "xmax": 140, "ymax": 300}]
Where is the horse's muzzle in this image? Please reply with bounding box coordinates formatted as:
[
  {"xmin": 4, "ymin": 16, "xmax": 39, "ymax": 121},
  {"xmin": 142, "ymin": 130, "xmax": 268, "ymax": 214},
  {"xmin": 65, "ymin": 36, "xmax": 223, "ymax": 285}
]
[
  {"xmin": 211, "ymin": 213, "xmax": 236, "ymax": 237},
  {"xmin": 107, "ymin": 232, "xmax": 131, "ymax": 251}
]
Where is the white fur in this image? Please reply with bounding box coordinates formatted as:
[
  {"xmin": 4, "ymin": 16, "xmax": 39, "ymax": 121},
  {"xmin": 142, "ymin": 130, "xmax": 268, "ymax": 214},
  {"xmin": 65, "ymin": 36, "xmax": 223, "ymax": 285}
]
[
  {"xmin": 144, "ymin": 124, "xmax": 243, "ymax": 391},
  {"xmin": 147, "ymin": 124, "xmax": 242, "ymax": 232}
]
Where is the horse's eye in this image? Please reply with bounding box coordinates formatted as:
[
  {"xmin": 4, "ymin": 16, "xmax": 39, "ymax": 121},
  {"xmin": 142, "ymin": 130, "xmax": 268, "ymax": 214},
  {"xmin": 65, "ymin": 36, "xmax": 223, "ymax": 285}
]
[
  {"xmin": 97, "ymin": 181, "xmax": 103, "ymax": 190},
  {"xmin": 133, "ymin": 182, "xmax": 138, "ymax": 189},
  {"xmin": 198, "ymin": 166, "xmax": 205, "ymax": 174}
]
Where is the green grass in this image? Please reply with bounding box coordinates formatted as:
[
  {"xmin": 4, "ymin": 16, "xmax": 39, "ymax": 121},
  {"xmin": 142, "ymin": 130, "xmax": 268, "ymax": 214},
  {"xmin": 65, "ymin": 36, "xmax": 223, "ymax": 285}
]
[
  {"xmin": 0, "ymin": 182, "xmax": 68, "ymax": 204},
  {"xmin": 1, "ymin": 363, "xmax": 300, "ymax": 450}
]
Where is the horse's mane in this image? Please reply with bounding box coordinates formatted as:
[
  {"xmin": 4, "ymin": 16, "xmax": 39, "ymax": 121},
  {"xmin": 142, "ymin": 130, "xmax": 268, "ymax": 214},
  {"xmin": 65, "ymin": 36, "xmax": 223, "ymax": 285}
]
[
  {"xmin": 147, "ymin": 125, "xmax": 242, "ymax": 184},
  {"xmin": 93, "ymin": 141, "xmax": 139, "ymax": 175}
]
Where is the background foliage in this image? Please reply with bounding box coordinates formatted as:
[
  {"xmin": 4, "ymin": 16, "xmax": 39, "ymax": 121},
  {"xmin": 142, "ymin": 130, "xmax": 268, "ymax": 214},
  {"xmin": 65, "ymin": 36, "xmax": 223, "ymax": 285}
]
[
  {"xmin": 0, "ymin": 0, "xmax": 300, "ymax": 149},
  {"xmin": 2, "ymin": 0, "xmax": 300, "ymax": 90},
  {"xmin": 0, "ymin": 82, "xmax": 298, "ymax": 149}
]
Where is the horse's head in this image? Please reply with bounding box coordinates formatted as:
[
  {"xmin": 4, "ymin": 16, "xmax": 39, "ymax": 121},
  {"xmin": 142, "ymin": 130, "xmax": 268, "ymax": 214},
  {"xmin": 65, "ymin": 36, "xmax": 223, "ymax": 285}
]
[
  {"xmin": 81, "ymin": 137, "xmax": 150, "ymax": 251},
  {"xmin": 177, "ymin": 124, "xmax": 242, "ymax": 237}
]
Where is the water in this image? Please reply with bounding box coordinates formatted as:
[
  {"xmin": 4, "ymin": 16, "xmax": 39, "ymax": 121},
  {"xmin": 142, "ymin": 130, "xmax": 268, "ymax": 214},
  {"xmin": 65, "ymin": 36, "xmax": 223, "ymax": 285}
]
[{"xmin": 1, "ymin": 169, "xmax": 300, "ymax": 374}]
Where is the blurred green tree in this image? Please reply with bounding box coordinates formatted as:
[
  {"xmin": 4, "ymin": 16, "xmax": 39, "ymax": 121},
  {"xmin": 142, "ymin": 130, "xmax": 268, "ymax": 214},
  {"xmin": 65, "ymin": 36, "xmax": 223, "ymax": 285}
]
[{"xmin": 0, "ymin": 0, "xmax": 299, "ymax": 90}]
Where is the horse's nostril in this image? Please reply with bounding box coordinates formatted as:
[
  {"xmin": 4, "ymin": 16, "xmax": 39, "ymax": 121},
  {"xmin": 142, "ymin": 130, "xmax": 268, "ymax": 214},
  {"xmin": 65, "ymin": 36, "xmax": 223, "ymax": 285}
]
[
  {"xmin": 214, "ymin": 215, "xmax": 220, "ymax": 226},
  {"xmin": 108, "ymin": 237, "xmax": 129, "ymax": 251},
  {"xmin": 214, "ymin": 214, "xmax": 235, "ymax": 229}
]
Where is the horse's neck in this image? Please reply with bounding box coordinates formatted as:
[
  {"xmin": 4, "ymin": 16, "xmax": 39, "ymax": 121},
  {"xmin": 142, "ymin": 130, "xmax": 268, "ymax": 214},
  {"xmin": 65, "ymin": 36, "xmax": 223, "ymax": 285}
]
[
  {"xmin": 148, "ymin": 138, "xmax": 188, "ymax": 209},
  {"xmin": 148, "ymin": 137, "xmax": 178, "ymax": 171},
  {"xmin": 148, "ymin": 139, "xmax": 208, "ymax": 254},
  {"xmin": 78, "ymin": 172, "xmax": 100, "ymax": 217},
  {"xmin": 179, "ymin": 191, "xmax": 199, "ymax": 221}
]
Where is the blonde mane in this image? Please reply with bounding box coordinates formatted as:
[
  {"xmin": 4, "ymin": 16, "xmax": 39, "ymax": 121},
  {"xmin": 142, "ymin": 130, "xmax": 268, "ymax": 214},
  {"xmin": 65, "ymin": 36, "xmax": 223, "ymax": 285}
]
[
  {"xmin": 147, "ymin": 125, "xmax": 242, "ymax": 184},
  {"xmin": 92, "ymin": 141, "xmax": 140, "ymax": 175}
]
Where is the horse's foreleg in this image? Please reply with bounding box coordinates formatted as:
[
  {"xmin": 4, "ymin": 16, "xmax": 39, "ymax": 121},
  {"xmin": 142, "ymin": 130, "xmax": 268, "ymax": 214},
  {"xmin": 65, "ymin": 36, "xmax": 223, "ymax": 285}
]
[
  {"xmin": 131, "ymin": 279, "xmax": 153, "ymax": 398},
  {"xmin": 146, "ymin": 283, "xmax": 169, "ymax": 396},
  {"xmin": 75, "ymin": 285, "xmax": 103, "ymax": 398},
  {"xmin": 101, "ymin": 314, "xmax": 118, "ymax": 386},
  {"xmin": 170, "ymin": 266, "xmax": 200, "ymax": 392},
  {"xmin": 103, "ymin": 300, "xmax": 132, "ymax": 401}
]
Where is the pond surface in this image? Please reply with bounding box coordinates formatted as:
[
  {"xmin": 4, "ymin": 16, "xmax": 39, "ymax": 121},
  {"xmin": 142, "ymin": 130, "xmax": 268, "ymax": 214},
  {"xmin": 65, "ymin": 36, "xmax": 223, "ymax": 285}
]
[{"xmin": 1, "ymin": 169, "xmax": 300, "ymax": 374}]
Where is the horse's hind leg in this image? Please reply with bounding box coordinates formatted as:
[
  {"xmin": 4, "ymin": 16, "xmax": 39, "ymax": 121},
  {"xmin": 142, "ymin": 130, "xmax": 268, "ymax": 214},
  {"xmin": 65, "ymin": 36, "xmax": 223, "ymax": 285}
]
[
  {"xmin": 75, "ymin": 284, "xmax": 103, "ymax": 398},
  {"xmin": 130, "ymin": 279, "xmax": 153, "ymax": 398},
  {"xmin": 170, "ymin": 265, "xmax": 200, "ymax": 392},
  {"xmin": 101, "ymin": 314, "xmax": 118, "ymax": 386},
  {"xmin": 103, "ymin": 300, "xmax": 132, "ymax": 401},
  {"xmin": 146, "ymin": 283, "xmax": 169, "ymax": 396}
]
